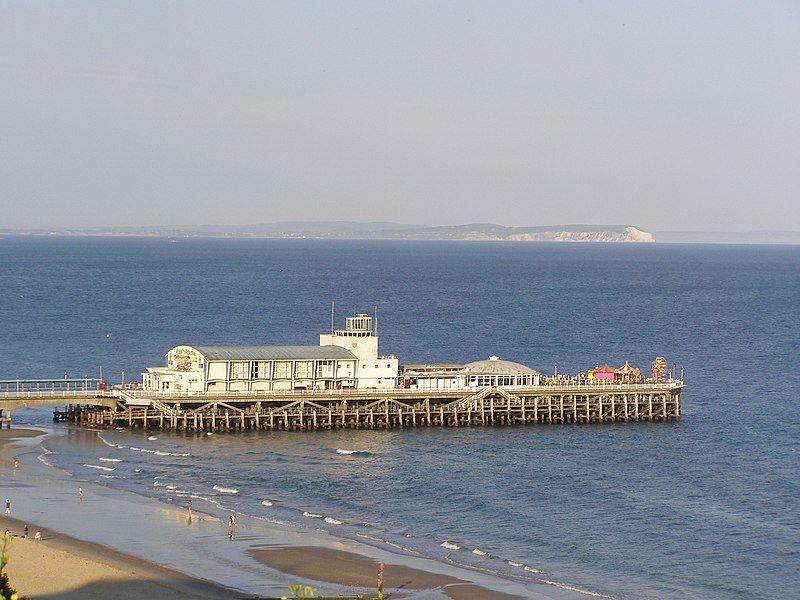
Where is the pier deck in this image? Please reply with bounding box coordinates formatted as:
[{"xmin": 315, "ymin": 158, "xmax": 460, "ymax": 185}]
[{"xmin": 2, "ymin": 382, "xmax": 684, "ymax": 430}]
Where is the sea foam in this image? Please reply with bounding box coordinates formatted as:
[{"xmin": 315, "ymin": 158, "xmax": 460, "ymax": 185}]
[
  {"xmin": 213, "ymin": 484, "xmax": 239, "ymax": 494},
  {"xmin": 524, "ymin": 566, "xmax": 545, "ymax": 574},
  {"xmin": 83, "ymin": 464, "xmax": 115, "ymax": 471},
  {"xmin": 324, "ymin": 516, "xmax": 343, "ymax": 525},
  {"xmin": 97, "ymin": 434, "xmax": 117, "ymax": 448},
  {"xmin": 336, "ymin": 448, "xmax": 367, "ymax": 455},
  {"xmin": 440, "ymin": 541, "xmax": 461, "ymax": 550}
]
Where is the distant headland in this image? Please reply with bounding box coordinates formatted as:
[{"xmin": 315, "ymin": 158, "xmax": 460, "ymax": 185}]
[{"xmin": 1, "ymin": 222, "xmax": 656, "ymax": 243}]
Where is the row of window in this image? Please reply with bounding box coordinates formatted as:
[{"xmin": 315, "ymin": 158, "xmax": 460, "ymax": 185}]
[
  {"xmin": 229, "ymin": 360, "xmax": 355, "ymax": 380},
  {"xmin": 468, "ymin": 375, "xmax": 535, "ymax": 386}
]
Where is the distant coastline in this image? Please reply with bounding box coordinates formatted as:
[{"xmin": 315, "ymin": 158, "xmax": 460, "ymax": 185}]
[
  {"xmin": 1, "ymin": 222, "xmax": 654, "ymax": 243},
  {"xmin": 2, "ymin": 222, "xmax": 799, "ymax": 244}
]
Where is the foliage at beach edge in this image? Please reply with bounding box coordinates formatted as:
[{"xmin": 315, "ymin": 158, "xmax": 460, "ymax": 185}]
[{"xmin": 0, "ymin": 532, "xmax": 23, "ymax": 600}]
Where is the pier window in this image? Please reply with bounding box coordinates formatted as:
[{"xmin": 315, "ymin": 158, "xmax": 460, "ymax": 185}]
[
  {"xmin": 251, "ymin": 361, "xmax": 270, "ymax": 379},
  {"xmin": 316, "ymin": 360, "xmax": 335, "ymax": 378},
  {"xmin": 274, "ymin": 361, "xmax": 292, "ymax": 379},
  {"xmin": 230, "ymin": 361, "xmax": 248, "ymax": 380},
  {"xmin": 295, "ymin": 361, "xmax": 313, "ymax": 379}
]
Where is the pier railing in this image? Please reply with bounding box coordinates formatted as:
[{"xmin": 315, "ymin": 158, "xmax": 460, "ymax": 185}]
[
  {"xmin": 0, "ymin": 380, "xmax": 684, "ymax": 401},
  {"xmin": 114, "ymin": 380, "xmax": 684, "ymax": 399}
]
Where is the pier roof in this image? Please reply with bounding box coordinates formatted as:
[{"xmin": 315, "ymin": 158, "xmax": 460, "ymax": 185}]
[
  {"xmin": 193, "ymin": 345, "xmax": 357, "ymax": 361},
  {"xmin": 463, "ymin": 357, "xmax": 539, "ymax": 375}
]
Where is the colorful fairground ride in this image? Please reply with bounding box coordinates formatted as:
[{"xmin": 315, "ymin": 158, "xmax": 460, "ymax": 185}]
[{"xmin": 588, "ymin": 360, "xmax": 643, "ymax": 384}]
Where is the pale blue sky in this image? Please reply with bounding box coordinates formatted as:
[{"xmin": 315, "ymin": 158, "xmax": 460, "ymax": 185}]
[{"xmin": 2, "ymin": 1, "xmax": 799, "ymax": 231}]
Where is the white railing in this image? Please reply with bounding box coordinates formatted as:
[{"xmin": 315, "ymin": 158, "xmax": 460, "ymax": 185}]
[
  {"xmin": 0, "ymin": 380, "xmax": 684, "ymax": 402},
  {"xmin": 0, "ymin": 389, "xmax": 115, "ymax": 399},
  {"xmin": 92, "ymin": 381, "xmax": 684, "ymax": 399}
]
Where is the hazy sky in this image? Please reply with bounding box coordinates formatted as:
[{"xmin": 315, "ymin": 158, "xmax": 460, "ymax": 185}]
[{"xmin": 2, "ymin": 1, "xmax": 799, "ymax": 231}]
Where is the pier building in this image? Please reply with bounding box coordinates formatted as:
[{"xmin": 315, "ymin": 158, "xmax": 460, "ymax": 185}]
[
  {"xmin": 142, "ymin": 314, "xmax": 399, "ymax": 392},
  {"xmin": 400, "ymin": 356, "xmax": 541, "ymax": 390}
]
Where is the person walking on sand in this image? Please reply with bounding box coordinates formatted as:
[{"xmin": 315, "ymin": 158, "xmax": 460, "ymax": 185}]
[
  {"xmin": 4, "ymin": 499, "xmax": 10, "ymax": 517},
  {"xmin": 23, "ymin": 524, "xmax": 28, "ymax": 538},
  {"xmin": 187, "ymin": 500, "xmax": 193, "ymax": 520}
]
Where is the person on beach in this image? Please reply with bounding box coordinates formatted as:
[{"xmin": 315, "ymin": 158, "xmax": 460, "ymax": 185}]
[
  {"xmin": 34, "ymin": 531, "xmax": 42, "ymax": 540},
  {"xmin": 23, "ymin": 524, "xmax": 28, "ymax": 538},
  {"xmin": 4, "ymin": 499, "xmax": 10, "ymax": 516},
  {"xmin": 187, "ymin": 500, "xmax": 193, "ymax": 521},
  {"xmin": 13, "ymin": 460, "xmax": 19, "ymax": 469},
  {"xmin": 78, "ymin": 487, "xmax": 84, "ymax": 501}
]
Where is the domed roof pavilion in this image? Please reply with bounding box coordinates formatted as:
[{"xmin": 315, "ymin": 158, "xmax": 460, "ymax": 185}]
[{"xmin": 462, "ymin": 356, "xmax": 540, "ymax": 387}]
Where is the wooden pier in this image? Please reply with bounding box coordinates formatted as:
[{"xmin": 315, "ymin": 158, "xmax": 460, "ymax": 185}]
[{"xmin": 43, "ymin": 383, "xmax": 683, "ymax": 431}]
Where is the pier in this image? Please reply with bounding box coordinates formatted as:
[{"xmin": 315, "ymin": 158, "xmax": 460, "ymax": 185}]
[{"xmin": 3, "ymin": 381, "xmax": 682, "ymax": 431}]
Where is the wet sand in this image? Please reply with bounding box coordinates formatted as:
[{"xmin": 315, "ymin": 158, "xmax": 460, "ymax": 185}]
[
  {"xmin": 1, "ymin": 517, "xmax": 234, "ymax": 600},
  {"xmin": 249, "ymin": 546, "xmax": 524, "ymax": 600},
  {"xmin": 1, "ymin": 428, "xmax": 231, "ymax": 599},
  {"xmin": 0, "ymin": 427, "xmax": 45, "ymax": 468},
  {"xmin": 0, "ymin": 428, "xmax": 46, "ymax": 439}
]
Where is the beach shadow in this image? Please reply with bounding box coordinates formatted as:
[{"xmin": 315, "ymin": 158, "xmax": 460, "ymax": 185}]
[{"xmin": 21, "ymin": 576, "xmax": 251, "ymax": 600}]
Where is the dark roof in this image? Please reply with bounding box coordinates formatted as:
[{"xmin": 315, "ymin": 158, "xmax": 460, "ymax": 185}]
[{"xmin": 192, "ymin": 345, "xmax": 357, "ymax": 361}]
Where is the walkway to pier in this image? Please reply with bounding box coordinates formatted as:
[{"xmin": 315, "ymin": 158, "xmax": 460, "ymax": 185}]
[{"xmin": 0, "ymin": 378, "xmax": 113, "ymax": 427}]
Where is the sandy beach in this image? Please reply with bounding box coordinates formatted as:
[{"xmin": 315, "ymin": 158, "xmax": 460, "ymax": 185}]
[
  {"xmin": 250, "ymin": 546, "xmax": 524, "ymax": 600},
  {"xmin": 2, "ymin": 517, "xmax": 232, "ymax": 600},
  {"xmin": 0, "ymin": 428, "xmax": 45, "ymax": 468},
  {"xmin": 1, "ymin": 428, "xmax": 234, "ymax": 599},
  {"xmin": 0, "ymin": 428, "xmax": 46, "ymax": 439}
]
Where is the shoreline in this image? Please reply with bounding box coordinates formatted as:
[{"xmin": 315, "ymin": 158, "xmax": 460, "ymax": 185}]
[
  {"xmin": 1, "ymin": 516, "xmax": 234, "ymax": 599},
  {"xmin": 0, "ymin": 428, "xmax": 47, "ymax": 439},
  {"xmin": 249, "ymin": 545, "xmax": 525, "ymax": 600},
  {"xmin": 1, "ymin": 423, "xmax": 584, "ymax": 599}
]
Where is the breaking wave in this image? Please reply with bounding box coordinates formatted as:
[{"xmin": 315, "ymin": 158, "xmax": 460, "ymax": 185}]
[
  {"xmin": 336, "ymin": 448, "xmax": 369, "ymax": 455},
  {"xmin": 524, "ymin": 565, "xmax": 545, "ymax": 574},
  {"xmin": 213, "ymin": 485, "xmax": 239, "ymax": 494},
  {"xmin": 440, "ymin": 541, "xmax": 461, "ymax": 550},
  {"xmin": 97, "ymin": 434, "xmax": 117, "ymax": 448}
]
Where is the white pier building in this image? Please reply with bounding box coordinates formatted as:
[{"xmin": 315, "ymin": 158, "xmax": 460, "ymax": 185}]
[
  {"xmin": 400, "ymin": 356, "xmax": 541, "ymax": 390},
  {"xmin": 142, "ymin": 313, "xmax": 399, "ymax": 393}
]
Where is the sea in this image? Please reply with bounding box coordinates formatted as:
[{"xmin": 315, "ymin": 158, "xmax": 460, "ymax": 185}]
[{"xmin": 0, "ymin": 236, "xmax": 797, "ymax": 599}]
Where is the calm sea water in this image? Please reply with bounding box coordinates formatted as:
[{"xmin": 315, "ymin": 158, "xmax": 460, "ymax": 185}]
[{"xmin": 1, "ymin": 237, "xmax": 798, "ymax": 599}]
